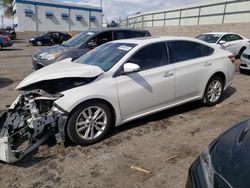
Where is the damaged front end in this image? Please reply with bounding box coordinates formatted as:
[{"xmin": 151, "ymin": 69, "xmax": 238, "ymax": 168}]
[{"xmin": 0, "ymin": 89, "xmax": 68, "ymax": 163}]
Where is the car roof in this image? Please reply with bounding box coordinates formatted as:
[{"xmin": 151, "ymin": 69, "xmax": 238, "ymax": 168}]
[
  {"xmin": 201, "ymin": 32, "xmax": 239, "ymax": 35},
  {"xmin": 109, "ymin": 36, "xmax": 209, "ymax": 46},
  {"xmin": 88, "ymin": 27, "xmax": 149, "ymax": 33}
]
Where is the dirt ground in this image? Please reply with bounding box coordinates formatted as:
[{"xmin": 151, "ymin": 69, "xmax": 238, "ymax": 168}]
[{"xmin": 0, "ymin": 41, "xmax": 250, "ymax": 188}]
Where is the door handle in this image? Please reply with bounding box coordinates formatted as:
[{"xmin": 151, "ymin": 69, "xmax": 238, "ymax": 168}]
[
  {"xmin": 204, "ymin": 62, "xmax": 212, "ymax": 67},
  {"xmin": 163, "ymin": 71, "xmax": 174, "ymax": 78}
]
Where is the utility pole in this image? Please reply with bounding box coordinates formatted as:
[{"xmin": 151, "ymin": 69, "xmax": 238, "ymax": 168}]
[
  {"xmin": 1, "ymin": 15, "xmax": 4, "ymax": 29},
  {"xmin": 100, "ymin": 0, "xmax": 104, "ymax": 27}
]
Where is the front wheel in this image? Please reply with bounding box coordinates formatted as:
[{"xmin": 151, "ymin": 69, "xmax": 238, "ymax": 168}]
[
  {"xmin": 203, "ymin": 76, "xmax": 224, "ymax": 106},
  {"xmin": 36, "ymin": 41, "xmax": 42, "ymax": 46},
  {"xmin": 67, "ymin": 101, "xmax": 112, "ymax": 145}
]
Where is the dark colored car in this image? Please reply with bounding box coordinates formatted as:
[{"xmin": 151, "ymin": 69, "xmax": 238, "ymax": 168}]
[
  {"xmin": 186, "ymin": 118, "xmax": 250, "ymax": 188},
  {"xmin": 0, "ymin": 30, "xmax": 16, "ymax": 40},
  {"xmin": 29, "ymin": 32, "xmax": 71, "ymax": 46},
  {"xmin": 0, "ymin": 35, "xmax": 13, "ymax": 50},
  {"xmin": 32, "ymin": 28, "xmax": 151, "ymax": 70}
]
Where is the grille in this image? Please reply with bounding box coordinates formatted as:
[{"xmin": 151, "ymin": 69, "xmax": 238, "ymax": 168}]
[{"xmin": 242, "ymin": 53, "xmax": 250, "ymax": 60}]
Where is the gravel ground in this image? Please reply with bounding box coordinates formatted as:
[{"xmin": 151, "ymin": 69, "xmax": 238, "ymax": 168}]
[{"xmin": 0, "ymin": 41, "xmax": 250, "ymax": 188}]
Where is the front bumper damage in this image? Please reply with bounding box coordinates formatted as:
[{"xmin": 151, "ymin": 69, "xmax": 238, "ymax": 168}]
[{"xmin": 0, "ymin": 90, "xmax": 68, "ymax": 163}]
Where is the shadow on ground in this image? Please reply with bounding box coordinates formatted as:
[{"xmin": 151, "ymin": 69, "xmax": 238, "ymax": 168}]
[
  {"xmin": 1, "ymin": 48, "xmax": 23, "ymax": 51},
  {"xmin": 0, "ymin": 78, "xmax": 14, "ymax": 89},
  {"xmin": 240, "ymin": 70, "xmax": 250, "ymax": 75}
]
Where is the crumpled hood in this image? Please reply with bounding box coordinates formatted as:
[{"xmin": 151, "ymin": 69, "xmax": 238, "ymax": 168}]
[{"xmin": 16, "ymin": 59, "xmax": 104, "ymax": 90}]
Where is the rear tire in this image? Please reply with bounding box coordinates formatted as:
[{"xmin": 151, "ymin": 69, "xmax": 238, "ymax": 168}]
[
  {"xmin": 67, "ymin": 101, "xmax": 112, "ymax": 145},
  {"xmin": 203, "ymin": 76, "xmax": 224, "ymax": 106}
]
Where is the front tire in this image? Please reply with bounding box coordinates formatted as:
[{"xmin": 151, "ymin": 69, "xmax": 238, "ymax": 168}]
[
  {"xmin": 203, "ymin": 76, "xmax": 224, "ymax": 106},
  {"xmin": 67, "ymin": 101, "xmax": 112, "ymax": 145},
  {"xmin": 36, "ymin": 41, "xmax": 42, "ymax": 46}
]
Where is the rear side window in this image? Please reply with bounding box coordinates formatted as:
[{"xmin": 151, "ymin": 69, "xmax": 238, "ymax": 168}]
[
  {"xmin": 132, "ymin": 31, "xmax": 147, "ymax": 38},
  {"xmin": 128, "ymin": 42, "xmax": 168, "ymax": 71},
  {"xmin": 229, "ymin": 34, "xmax": 243, "ymax": 41},
  {"xmin": 202, "ymin": 45, "xmax": 214, "ymax": 56},
  {"xmin": 114, "ymin": 31, "xmax": 132, "ymax": 40},
  {"xmin": 168, "ymin": 41, "xmax": 204, "ymax": 63}
]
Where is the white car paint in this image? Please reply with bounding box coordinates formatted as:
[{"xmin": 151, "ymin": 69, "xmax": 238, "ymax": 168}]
[
  {"xmin": 18, "ymin": 37, "xmax": 235, "ymax": 127},
  {"xmin": 17, "ymin": 60, "xmax": 103, "ymax": 89},
  {"xmin": 197, "ymin": 32, "xmax": 250, "ymax": 56},
  {"xmin": 240, "ymin": 47, "xmax": 250, "ymax": 70}
]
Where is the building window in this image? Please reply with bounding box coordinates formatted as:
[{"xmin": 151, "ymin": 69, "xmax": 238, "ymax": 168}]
[
  {"xmin": 45, "ymin": 11, "xmax": 54, "ymax": 18},
  {"xmin": 12, "ymin": 9, "xmax": 16, "ymax": 16},
  {"xmin": 61, "ymin": 13, "xmax": 69, "ymax": 20},
  {"xmin": 25, "ymin": 9, "xmax": 33, "ymax": 17},
  {"xmin": 90, "ymin": 16, "xmax": 96, "ymax": 22},
  {"xmin": 76, "ymin": 14, "xmax": 83, "ymax": 21}
]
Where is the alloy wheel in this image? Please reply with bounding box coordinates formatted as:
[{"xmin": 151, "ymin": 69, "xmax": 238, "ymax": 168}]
[
  {"xmin": 207, "ymin": 80, "xmax": 222, "ymax": 103},
  {"xmin": 75, "ymin": 106, "xmax": 107, "ymax": 140}
]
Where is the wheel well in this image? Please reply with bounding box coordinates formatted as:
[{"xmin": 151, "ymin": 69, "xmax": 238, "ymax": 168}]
[
  {"xmin": 237, "ymin": 46, "xmax": 246, "ymax": 57},
  {"xmin": 203, "ymin": 72, "xmax": 226, "ymax": 99},
  {"xmin": 211, "ymin": 72, "xmax": 226, "ymax": 86},
  {"xmin": 69, "ymin": 98, "xmax": 117, "ymax": 126}
]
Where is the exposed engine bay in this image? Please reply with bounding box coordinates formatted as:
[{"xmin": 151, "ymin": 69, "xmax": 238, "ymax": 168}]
[{"xmin": 0, "ymin": 77, "xmax": 96, "ymax": 163}]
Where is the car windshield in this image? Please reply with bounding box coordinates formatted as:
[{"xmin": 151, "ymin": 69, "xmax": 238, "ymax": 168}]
[
  {"xmin": 76, "ymin": 42, "xmax": 137, "ymax": 71},
  {"xmin": 196, "ymin": 34, "xmax": 222, "ymax": 43},
  {"xmin": 63, "ymin": 31, "xmax": 97, "ymax": 47}
]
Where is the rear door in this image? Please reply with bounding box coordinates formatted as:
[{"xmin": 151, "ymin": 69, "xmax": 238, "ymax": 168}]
[
  {"xmin": 115, "ymin": 42, "xmax": 175, "ymax": 120},
  {"xmin": 168, "ymin": 40, "xmax": 214, "ymax": 103}
]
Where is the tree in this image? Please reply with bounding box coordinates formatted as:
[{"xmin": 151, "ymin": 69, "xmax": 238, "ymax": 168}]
[{"xmin": 1, "ymin": 0, "xmax": 13, "ymax": 17}]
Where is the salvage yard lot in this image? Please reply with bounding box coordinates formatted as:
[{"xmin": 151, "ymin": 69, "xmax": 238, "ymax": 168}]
[{"xmin": 0, "ymin": 41, "xmax": 250, "ymax": 188}]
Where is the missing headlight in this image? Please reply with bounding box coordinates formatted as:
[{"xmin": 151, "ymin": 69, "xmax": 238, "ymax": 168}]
[{"xmin": 36, "ymin": 99, "xmax": 54, "ymax": 114}]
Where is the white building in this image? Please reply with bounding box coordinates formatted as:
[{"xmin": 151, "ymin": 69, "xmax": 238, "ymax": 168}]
[{"xmin": 12, "ymin": 0, "xmax": 103, "ymax": 32}]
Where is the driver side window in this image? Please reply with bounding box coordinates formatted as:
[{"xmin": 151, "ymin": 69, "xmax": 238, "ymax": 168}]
[
  {"xmin": 96, "ymin": 32, "xmax": 113, "ymax": 46},
  {"xmin": 128, "ymin": 42, "xmax": 168, "ymax": 71},
  {"xmin": 220, "ymin": 35, "xmax": 229, "ymax": 42}
]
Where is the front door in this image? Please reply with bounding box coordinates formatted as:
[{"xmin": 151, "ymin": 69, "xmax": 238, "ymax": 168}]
[{"xmin": 115, "ymin": 42, "xmax": 175, "ymax": 120}]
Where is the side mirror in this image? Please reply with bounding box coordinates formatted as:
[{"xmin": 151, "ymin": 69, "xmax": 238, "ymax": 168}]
[
  {"xmin": 219, "ymin": 40, "xmax": 226, "ymax": 45},
  {"xmin": 88, "ymin": 41, "xmax": 97, "ymax": 48},
  {"xmin": 123, "ymin": 63, "xmax": 140, "ymax": 74}
]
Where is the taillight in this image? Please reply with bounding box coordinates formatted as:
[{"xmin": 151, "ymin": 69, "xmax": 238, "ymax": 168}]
[
  {"xmin": 3, "ymin": 36, "xmax": 10, "ymax": 42},
  {"xmin": 229, "ymin": 55, "xmax": 235, "ymax": 63}
]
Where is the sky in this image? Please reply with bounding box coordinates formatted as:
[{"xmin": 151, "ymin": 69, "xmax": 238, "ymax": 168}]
[{"xmin": 0, "ymin": 0, "xmax": 208, "ymax": 27}]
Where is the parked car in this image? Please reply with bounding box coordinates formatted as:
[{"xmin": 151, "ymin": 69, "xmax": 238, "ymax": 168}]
[
  {"xmin": 0, "ymin": 29, "xmax": 16, "ymax": 40},
  {"xmin": 240, "ymin": 47, "xmax": 250, "ymax": 71},
  {"xmin": 186, "ymin": 118, "xmax": 250, "ymax": 188},
  {"xmin": 31, "ymin": 28, "xmax": 151, "ymax": 70},
  {"xmin": 196, "ymin": 32, "xmax": 250, "ymax": 58},
  {"xmin": 9, "ymin": 37, "xmax": 235, "ymax": 149},
  {"xmin": 29, "ymin": 32, "xmax": 71, "ymax": 46},
  {"xmin": 0, "ymin": 35, "xmax": 13, "ymax": 50}
]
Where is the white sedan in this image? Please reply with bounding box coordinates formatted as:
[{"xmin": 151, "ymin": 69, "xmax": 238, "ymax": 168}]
[
  {"xmin": 0, "ymin": 37, "xmax": 236, "ymax": 162},
  {"xmin": 240, "ymin": 47, "xmax": 250, "ymax": 71},
  {"xmin": 196, "ymin": 32, "xmax": 250, "ymax": 58}
]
